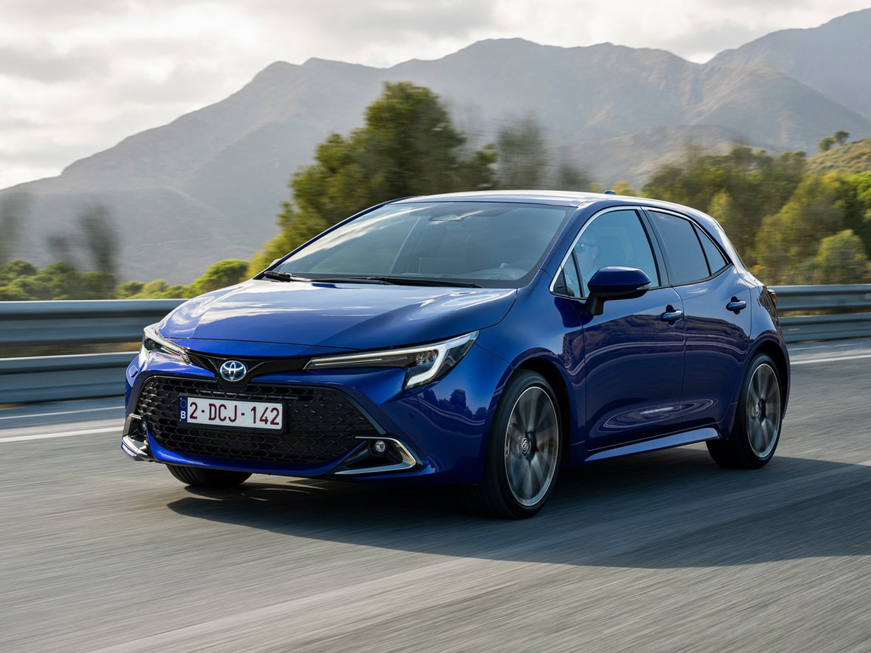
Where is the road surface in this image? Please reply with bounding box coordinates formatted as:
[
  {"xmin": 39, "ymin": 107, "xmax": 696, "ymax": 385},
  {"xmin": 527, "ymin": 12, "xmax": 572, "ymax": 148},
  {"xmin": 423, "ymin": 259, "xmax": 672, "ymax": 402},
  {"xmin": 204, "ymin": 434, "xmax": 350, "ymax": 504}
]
[{"xmin": 2, "ymin": 339, "xmax": 871, "ymax": 652}]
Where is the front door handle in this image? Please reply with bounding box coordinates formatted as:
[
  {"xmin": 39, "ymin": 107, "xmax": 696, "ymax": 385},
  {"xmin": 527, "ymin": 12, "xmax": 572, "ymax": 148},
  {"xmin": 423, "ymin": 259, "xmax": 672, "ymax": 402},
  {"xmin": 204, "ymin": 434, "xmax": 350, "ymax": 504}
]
[
  {"xmin": 727, "ymin": 299, "xmax": 747, "ymax": 313},
  {"xmin": 660, "ymin": 307, "xmax": 683, "ymax": 324}
]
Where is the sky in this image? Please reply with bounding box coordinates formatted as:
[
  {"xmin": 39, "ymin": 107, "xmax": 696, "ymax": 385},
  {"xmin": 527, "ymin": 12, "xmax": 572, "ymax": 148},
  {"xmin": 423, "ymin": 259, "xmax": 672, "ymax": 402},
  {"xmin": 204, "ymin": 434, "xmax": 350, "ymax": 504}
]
[{"xmin": 1, "ymin": 0, "xmax": 869, "ymax": 190}]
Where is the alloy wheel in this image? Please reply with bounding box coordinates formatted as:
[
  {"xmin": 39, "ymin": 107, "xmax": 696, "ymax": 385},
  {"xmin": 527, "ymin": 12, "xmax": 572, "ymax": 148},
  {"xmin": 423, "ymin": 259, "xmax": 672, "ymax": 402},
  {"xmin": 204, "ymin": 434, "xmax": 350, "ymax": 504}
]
[
  {"xmin": 504, "ymin": 386, "xmax": 560, "ymax": 507},
  {"xmin": 746, "ymin": 362, "xmax": 782, "ymax": 458}
]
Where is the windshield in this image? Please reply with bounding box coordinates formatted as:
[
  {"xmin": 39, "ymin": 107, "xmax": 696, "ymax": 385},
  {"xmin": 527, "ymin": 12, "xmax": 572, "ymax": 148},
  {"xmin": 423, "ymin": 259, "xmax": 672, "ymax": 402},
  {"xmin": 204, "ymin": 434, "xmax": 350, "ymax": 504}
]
[{"xmin": 272, "ymin": 201, "xmax": 572, "ymax": 288}]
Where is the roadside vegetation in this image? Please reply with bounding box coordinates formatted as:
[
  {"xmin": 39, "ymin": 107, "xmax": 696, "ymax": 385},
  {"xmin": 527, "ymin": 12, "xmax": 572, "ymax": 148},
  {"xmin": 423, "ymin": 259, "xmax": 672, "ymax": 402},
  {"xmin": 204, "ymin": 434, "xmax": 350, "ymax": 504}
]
[{"xmin": 1, "ymin": 84, "xmax": 870, "ymax": 301}]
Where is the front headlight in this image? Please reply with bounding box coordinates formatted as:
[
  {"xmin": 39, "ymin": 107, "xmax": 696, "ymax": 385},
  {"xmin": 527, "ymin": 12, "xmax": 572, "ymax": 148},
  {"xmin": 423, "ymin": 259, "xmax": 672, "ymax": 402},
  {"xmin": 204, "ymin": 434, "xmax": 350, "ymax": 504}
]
[
  {"xmin": 139, "ymin": 324, "xmax": 189, "ymax": 365},
  {"xmin": 304, "ymin": 332, "xmax": 478, "ymax": 389}
]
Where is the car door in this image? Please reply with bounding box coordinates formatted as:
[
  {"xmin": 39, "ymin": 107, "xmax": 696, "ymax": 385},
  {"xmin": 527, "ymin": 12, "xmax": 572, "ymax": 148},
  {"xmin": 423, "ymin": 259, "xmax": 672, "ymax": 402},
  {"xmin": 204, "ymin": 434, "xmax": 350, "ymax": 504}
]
[
  {"xmin": 646, "ymin": 209, "xmax": 752, "ymax": 429},
  {"xmin": 553, "ymin": 207, "xmax": 686, "ymax": 451}
]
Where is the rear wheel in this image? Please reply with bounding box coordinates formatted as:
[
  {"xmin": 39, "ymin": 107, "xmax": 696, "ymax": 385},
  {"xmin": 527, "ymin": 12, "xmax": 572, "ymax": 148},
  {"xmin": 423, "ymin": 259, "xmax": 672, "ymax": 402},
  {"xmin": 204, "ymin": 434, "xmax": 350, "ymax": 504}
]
[
  {"xmin": 166, "ymin": 464, "xmax": 251, "ymax": 488},
  {"xmin": 468, "ymin": 371, "xmax": 562, "ymax": 518},
  {"xmin": 707, "ymin": 353, "xmax": 783, "ymax": 469}
]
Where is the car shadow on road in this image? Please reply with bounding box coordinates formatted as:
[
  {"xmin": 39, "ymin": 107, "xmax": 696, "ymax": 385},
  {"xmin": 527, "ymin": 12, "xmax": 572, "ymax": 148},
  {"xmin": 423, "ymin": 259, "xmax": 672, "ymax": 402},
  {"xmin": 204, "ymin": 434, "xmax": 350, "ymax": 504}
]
[{"xmin": 165, "ymin": 447, "xmax": 871, "ymax": 569}]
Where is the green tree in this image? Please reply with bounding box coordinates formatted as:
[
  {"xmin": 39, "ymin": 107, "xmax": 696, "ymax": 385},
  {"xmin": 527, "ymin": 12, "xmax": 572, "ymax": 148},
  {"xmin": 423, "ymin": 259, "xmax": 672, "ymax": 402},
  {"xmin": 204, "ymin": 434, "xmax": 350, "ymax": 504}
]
[
  {"xmin": 44, "ymin": 203, "xmax": 118, "ymax": 285},
  {"xmin": 0, "ymin": 259, "xmax": 37, "ymax": 284},
  {"xmin": 32, "ymin": 262, "xmax": 83, "ymax": 300},
  {"xmin": 819, "ymin": 136, "xmax": 835, "ymax": 153},
  {"xmin": 611, "ymin": 180, "xmax": 637, "ymax": 196},
  {"xmin": 0, "ymin": 194, "xmax": 29, "ymax": 266},
  {"xmin": 754, "ymin": 174, "xmax": 847, "ymax": 283},
  {"xmin": 813, "ymin": 230, "xmax": 869, "ymax": 284},
  {"xmin": 192, "ymin": 259, "xmax": 249, "ymax": 295},
  {"xmin": 78, "ymin": 204, "xmax": 118, "ymax": 275},
  {"xmin": 642, "ymin": 146, "xmax": 806, "ymax": 261},
  {"xmin": 496, "ymin": 117, "xmax": 549, "ymax": 189},
  {"xmin": 250, "ymin": 82, "xmax": 497, "ymax": 274},
  {"xmin": 116, "ymin": 281, "xmax": 145, "ymax": 298},
  {"xmin": 554, "ymin": 163, "xmax": 592, "ymax": 191},
  {"xmin": 834, "ymin": 130, "xmax": 850, "ymax": 146},
  {"xmin": 707, "ymin": 190, "xmax": 744, "ymax": 243},
  {"xmin": 77, "ymin": 271, "xmax": 117, "ymax": 299}
]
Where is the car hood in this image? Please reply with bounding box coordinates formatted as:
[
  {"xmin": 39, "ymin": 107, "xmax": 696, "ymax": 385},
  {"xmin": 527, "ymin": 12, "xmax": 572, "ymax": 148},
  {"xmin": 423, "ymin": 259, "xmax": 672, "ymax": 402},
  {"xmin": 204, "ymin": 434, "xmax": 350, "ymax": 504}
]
[{"xmin": 159, "ymin": 279, "xmax": 516, "ymax": 352}]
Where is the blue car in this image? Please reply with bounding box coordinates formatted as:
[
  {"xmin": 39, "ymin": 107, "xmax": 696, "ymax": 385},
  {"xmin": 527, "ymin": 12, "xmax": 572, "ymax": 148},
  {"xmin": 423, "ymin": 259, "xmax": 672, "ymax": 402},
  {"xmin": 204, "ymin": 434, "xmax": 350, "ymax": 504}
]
[{"xmin": 122, "ymin": 191, "xmax": 789, "ymax": 518}]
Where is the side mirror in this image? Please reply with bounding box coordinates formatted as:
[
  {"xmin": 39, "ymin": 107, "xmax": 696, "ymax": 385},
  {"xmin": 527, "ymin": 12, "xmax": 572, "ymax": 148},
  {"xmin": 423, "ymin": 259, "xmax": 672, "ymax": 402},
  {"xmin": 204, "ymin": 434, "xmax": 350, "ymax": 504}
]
[{"xmin": 586, "ymin": 266, "xmax": 651, "ymax": 315}]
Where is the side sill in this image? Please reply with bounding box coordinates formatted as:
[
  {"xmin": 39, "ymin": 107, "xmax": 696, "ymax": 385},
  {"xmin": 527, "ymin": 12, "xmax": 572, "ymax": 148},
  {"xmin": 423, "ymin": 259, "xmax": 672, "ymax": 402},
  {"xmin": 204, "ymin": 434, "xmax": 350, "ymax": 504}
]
[{"xmin": 584, "ymin": 427, "xmax": 719, "ymax": 462}]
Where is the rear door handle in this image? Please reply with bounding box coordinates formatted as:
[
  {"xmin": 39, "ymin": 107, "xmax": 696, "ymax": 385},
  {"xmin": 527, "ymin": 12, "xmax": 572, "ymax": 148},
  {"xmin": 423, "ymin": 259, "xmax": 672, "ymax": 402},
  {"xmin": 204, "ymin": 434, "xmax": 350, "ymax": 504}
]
[
  {"xmin": 727, "ymin": 299, "xmax": 747, "ymax": 313},
  {"xmin": 660, "ymin": 307, "xmax": 683, "ymax": 324}
]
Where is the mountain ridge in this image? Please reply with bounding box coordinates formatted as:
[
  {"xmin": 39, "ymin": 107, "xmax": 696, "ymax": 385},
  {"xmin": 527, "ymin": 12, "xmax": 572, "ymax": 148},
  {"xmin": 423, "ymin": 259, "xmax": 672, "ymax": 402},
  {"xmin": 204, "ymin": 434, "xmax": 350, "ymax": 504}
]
[
  {"xmin": 4, "ymin": 13, "xmax": 871, "ymax": 283},
  {"xmin": 711, "ymin": 7, "xmax": 871, "ymax": 119}
]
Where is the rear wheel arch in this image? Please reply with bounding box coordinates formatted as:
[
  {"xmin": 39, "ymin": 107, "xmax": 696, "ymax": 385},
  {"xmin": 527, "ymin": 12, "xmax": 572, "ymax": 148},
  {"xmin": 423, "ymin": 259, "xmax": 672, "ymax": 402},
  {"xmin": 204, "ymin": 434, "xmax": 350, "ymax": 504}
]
[{"xmin": 749, "ymin": 339, "xmax": 789, "ymax": 409}]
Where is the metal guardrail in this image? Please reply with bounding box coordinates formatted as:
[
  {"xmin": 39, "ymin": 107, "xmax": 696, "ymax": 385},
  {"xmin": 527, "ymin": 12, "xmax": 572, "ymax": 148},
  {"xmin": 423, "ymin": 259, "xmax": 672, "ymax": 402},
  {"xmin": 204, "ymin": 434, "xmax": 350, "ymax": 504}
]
[
  {"xmin": 773, "ymin": 285, "xmax": 871, "ymax": 343},
  {"xmin": 0, "ymin": 299, "xmax": 183, "ymax": 346},
  {"xmin": 0, "ymin": 285, "xmax": 870, "ymax": 404},
  {"xmin": 0, "ymin": 353, "xmax": 137, "ymax": 404},
  {"xmin": 0, "ymin": 299, "xmax": 183, "ymax": 404}
]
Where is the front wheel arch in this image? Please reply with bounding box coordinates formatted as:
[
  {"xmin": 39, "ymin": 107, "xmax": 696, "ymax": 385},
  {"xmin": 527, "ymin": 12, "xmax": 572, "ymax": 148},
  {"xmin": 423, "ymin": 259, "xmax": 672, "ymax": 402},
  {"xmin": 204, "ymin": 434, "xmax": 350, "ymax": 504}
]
[{"xmin": 513, "ymin": 357, "xmax": 575, "ymax": 467}]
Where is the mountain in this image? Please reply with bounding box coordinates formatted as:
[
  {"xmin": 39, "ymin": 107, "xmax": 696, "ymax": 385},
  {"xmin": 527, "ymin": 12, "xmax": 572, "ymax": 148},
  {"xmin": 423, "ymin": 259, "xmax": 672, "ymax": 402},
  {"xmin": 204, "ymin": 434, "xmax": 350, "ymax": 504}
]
[
  {"xmin": 5, "ymin": 25, "xmax": 871, "ymax": 283},
  {"xmin": 711, "ymin": 8, "xmax": 871, "ymax": 119},
  {"xmin": 808, "ymin": 137, "xmax": 871, "ymax": 175}
]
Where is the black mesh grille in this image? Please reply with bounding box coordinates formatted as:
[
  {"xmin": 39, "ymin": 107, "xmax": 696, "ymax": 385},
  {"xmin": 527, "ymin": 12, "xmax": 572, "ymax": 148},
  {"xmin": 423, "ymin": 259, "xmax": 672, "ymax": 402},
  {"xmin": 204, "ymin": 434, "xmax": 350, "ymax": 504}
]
[{"xmin": 137, "ymin": 376, "xmax": 377, "ymax": 465}]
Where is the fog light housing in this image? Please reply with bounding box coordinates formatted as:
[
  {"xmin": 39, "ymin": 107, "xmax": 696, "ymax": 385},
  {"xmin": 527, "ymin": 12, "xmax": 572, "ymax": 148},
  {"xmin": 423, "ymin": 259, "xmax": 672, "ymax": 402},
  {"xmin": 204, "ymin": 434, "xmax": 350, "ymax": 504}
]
[{"xmin": 370, "ymin": 439, "xmax": 388, "ymax": 456}]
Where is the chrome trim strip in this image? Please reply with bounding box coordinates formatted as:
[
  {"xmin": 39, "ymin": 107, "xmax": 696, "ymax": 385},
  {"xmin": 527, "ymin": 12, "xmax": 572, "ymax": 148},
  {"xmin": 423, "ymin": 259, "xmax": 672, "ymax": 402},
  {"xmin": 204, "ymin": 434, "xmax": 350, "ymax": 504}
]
[
  {"xmin": 333, "ymin": 436, "xmax": 422, "ymax": 475},
  {"xmin": 121, "ymin": 434, "xmax": 153, "ymax": 461}
]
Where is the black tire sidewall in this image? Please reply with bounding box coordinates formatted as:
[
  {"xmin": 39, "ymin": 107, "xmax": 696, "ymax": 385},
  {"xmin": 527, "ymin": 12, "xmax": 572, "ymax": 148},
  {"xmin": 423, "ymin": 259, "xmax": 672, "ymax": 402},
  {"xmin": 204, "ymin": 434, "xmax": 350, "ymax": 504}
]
[{"xmin": 485, "ymin": 370, "xmax": 562, "ymax": 518}]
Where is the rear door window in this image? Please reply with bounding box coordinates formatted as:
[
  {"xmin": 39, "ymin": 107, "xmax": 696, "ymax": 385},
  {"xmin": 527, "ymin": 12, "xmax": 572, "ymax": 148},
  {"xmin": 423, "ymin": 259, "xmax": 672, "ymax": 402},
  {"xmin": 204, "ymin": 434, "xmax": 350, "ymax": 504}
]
[{"xmin": 648, "ymin": 211, "xmax": 709, "ymax": 285}]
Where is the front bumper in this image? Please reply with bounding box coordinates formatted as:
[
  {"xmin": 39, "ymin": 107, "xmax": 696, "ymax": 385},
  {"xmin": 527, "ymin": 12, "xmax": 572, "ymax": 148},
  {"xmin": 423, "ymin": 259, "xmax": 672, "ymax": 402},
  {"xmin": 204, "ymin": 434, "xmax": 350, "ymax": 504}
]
[{"xmin": 122, "ymin": 342, "xmax": 508, "ymax": 485}]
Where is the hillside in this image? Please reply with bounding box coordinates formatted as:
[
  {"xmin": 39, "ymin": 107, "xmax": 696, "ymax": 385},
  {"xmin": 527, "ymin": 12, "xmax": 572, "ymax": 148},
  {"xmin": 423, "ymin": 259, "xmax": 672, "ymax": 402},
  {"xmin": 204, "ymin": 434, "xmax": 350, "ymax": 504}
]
[
  {"xmin": 808, "ymin": 138, "xmax": 871, "ymax": 175},
  {"xmin": 711, "ymin": 8, "xmax": 871, "ymax": 120},
  {"xmin": 4, "ymin": 30, "xmax": 871, "ymax": 282}
]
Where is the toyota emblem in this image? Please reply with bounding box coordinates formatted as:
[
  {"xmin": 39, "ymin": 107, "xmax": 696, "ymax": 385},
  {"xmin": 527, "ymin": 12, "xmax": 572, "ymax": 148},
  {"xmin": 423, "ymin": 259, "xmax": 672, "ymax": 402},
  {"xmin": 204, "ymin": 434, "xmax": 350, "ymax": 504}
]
[{"xmin": 219, "ymin": 360, "xmax": 247, "ymax": 382}]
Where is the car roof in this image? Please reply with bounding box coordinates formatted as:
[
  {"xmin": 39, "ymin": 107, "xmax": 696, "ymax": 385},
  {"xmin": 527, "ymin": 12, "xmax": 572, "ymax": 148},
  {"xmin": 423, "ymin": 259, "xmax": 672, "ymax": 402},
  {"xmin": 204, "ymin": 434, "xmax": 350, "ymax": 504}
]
[
  {"xmin": 391, "ymin": 190, "xmax": 709, "ymax": 218},
  {"xmin": 392, "ymin": 190, "xmax": 604, "ymax": 208}
]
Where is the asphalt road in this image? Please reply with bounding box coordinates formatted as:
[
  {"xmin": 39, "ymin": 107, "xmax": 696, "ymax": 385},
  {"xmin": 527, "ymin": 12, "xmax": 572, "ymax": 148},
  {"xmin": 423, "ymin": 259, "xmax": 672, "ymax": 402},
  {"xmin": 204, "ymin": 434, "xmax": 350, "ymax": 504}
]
[{"xmin": 2, "ymin": 340, "xmax": 871, "ymax": 652}]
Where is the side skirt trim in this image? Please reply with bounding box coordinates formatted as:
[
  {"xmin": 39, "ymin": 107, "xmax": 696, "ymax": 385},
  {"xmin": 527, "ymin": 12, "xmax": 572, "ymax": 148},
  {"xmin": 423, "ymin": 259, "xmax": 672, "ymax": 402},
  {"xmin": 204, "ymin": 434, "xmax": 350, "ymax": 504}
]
[{"xmin": 584, "ymin": 427, "xmax": 719, "ymax": 462}]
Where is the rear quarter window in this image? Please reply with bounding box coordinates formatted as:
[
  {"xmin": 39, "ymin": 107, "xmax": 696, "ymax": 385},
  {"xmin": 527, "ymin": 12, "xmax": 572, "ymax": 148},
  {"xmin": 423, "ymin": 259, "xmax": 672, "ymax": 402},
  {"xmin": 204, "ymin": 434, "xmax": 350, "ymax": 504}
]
[
  {"xmin": 694, "ymin": 224, "xmax": 729, "ymax": 274},
  {"xmin": 648, "ymin": 211, "xmax": 710, "ymax": 285}
]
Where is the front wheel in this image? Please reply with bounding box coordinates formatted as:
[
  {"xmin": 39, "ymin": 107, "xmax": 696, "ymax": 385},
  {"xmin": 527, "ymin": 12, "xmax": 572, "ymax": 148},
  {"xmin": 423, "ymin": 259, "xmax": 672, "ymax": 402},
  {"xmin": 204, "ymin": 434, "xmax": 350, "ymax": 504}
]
[
  {"xmin": 468, "ymin": 371, "xmax": 562, "ymax": 518},
  {"xmin": 166, "ymin": 464, "xmax": 251, "ymax": 488},
  {"xmin": 707, "ymin": 353, "xmax": 783, "ymax": 469}
]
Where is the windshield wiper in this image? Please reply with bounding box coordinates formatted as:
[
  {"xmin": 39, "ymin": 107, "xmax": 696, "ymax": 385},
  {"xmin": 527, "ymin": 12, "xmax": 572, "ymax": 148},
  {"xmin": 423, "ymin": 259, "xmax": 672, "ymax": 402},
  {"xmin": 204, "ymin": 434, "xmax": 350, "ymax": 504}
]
[
  {"xmin": 262, "ymin": 270, "xmax": 314, "ymax": 282},
  {"xmin": 263, "ymin": 271, "xmax": 389, "ymax": 285},
  {"xmin": 263, "ymin": 270, "xmax": 481, "ymax": 288},
  {"xmin": 364, "ymin": 276, "xmax": 482, "ymax": 288}
]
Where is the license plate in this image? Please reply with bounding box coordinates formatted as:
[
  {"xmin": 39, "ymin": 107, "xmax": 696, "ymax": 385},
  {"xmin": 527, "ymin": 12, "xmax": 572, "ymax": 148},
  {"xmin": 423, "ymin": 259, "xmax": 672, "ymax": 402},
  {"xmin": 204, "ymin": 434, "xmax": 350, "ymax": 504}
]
[{"xmin": 179, "ymin": 396, "xmax": 283, "ymax": 431}]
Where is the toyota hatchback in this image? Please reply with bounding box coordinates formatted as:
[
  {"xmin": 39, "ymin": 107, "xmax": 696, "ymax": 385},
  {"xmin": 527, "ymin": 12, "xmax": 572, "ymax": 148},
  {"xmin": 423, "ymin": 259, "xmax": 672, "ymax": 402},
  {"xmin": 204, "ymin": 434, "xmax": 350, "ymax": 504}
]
[{"xmin": 122, "ymin": 191, "xmax": 789, "ymax": 518}]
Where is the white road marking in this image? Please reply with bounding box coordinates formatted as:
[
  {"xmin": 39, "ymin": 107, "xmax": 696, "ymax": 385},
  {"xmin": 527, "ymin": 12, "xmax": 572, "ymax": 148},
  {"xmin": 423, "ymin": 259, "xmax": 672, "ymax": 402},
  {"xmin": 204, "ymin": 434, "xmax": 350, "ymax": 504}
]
[
  {"xmin": 0, "ymin": 406, "xmax": 123, "ymax": 420},
  {"xmin": 791, "ymin": 353, "xmax": 871, "ymax": 366},
  {"xmin": 0, "ymin": 425, "xmax": 120, "ymax": 444}
]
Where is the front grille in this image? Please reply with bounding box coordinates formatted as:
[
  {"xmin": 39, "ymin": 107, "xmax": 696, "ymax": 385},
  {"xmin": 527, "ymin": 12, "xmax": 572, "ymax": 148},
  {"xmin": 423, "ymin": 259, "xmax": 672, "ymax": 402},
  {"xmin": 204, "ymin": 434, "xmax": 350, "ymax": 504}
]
[{"xmin": 137, "ymin": 376, "xmax": 377, "ymax": 465}]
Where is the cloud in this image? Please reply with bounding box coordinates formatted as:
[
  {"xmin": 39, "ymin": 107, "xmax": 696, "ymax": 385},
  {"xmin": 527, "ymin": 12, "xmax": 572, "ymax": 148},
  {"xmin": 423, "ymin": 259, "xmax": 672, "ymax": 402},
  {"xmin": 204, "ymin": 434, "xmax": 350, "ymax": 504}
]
[
  {"xmin": 0, "ymin": 45, "xmax": 107, "ymax": 82},
  {"xmin": 0, "ymin": 0, "xmax": 869, "ymax": 189}
]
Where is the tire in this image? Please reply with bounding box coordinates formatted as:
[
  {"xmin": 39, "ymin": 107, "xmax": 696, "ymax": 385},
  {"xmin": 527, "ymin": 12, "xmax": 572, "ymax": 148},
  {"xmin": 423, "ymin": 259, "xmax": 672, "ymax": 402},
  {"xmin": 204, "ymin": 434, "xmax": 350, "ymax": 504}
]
[
  {"xmin": 166, "ymin": 464, "xmax": 251, "ymax": 488},
  {"xmin": 707, "ymin": 353, "xmax": 783, "ymax": 469},
  {"xmin": 468, "ymin": 371, "xmax": 562, "ymax": 518}
]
